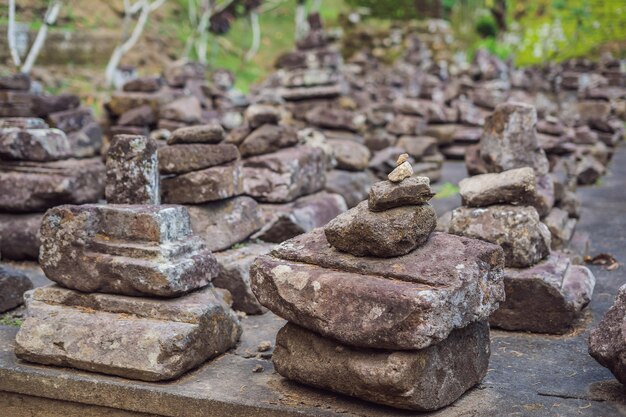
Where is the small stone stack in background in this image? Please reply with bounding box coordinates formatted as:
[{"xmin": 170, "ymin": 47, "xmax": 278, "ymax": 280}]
[
  {"xmin": 14, "ymin": 134, "xmax": 241, "ymax": 381},
  {"xmin": 589, "ymin": 284, "xmax": 626, "ymax": 385},
  {"xmin": 251, "ymin": 170, "xmax": 506, "ymax": 411},
  {"xmin": 0, "ymin": 73, "xmax": 105, "ymax": 261},
  {"xmin": 447, "ymin": 103, "xmax": 596, "ymax": 334}
]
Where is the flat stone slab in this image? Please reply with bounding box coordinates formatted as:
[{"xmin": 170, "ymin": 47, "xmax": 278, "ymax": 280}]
[
  {"xmin": 39, "ymin": 204, "xmax": 217, "ymax": 297},
  {"xmin": 368, "ymin": 177, "xmax": 434, "ymax": 211},
  {"xmin": 14, "ymin": 285, "xmax": 241, "ymax": 382},
  {"xmin": 0, "ymin": 128, "xmax": 72, "ymax": 161},
  {"xmin": 251, "ymin": 229, "xmax": 504, "ymax": 350},
  {"xmin": 0, "ymin": 158, "xmax": 105, "ymax": 212},
  {"xmin": 158, "ymin": 144, "xmax": 239, "ymax": 175},
  {"xmin": 273, "ymin": 321, "xmax": 490, "ymax": 411},
  {"xmin": 490, "ymin": 252, "xmax": 595, "ymax": 334},
  {"xmin": 459, "ymin": 167, "xmax": 536, "ymax": 207}
]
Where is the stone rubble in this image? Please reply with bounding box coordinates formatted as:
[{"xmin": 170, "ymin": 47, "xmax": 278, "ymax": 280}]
[{"xmin": 251, "ymin": 175, "xmax": 505, "ymax": 410}]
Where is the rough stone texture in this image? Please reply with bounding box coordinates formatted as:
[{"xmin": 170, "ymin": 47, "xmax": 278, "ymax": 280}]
[
  {"xmin": 396, "ymin": 135, "xmax": 438, "ymax": 159},
  {"xmin": 106, "ymin": 90, "xmax": 177, "ymax": 117},
  {"xmin": 0, "ymin": 128, "xmax": 72, "ymax": 161},
  {"xmin": 122, "ymin": 77, "xmax": 162, "ymax": 93},
  {"xmin": 253, "ymin": 192, "xmax": 347, "ymax": 243},
  {"xmin": 214, "ymin": 243, "xmax": 274, "ymax": 314},
  {"xmin": 449, "ymin": 205, "xmax": 551, "ymax": 268},
  {"xmin": 161, "ymin": 160, "xmax": 243, "ymax": 204},
  {"xmin": 589, "ymin": 284, "xmax": 626, "ymax": 385},
  {"xmin": 168, "ymin": 124, "xmax": 225, "ymax": 145},
  {"xmin": 47, "ymin": 108, "xmax": 95, "ymax": 133},
  {"xmin": 327, "ymin": 139, "xmax": 370, "ymax": 171},
  {"xmin": 0, "ymin": 118, "xmax": 48, "ymax": 129},
  {"xmin": 368, "ymin": 177, "xmax": 433, "ymax": 211},
  {"xmin": 242, "ymin": 146, "xmax": 326, "ymax": 203},
  {"xmin": 544, "ymin": 207, "xmax": 576, "ymax": 250},
  {"xmin": 15, "ymin": 285, "xmax": 241, "ymax": 381},
  {"xmin": 386, "ymin": 115, "xmax": 426, "ymax": 136},
  {"xmin": 324, "ymin": 169, "xmax": 375, "ymax": 208},
  {"xmin": 0, "ymin": 158, "xmax": 105, "ymax": 212},
  {"xmin": 0, "ymin": 213, "xmax": 42, "ymax": 260},
  {"xmin": 480, "ymin": 102, "xmax": 549, "ymax": 175},
  {"xmin": 66, "ymin": 121, "xmax": 103, "ymax": 158},
  {"xmin": 278, "ymin": 84, "xmax": 343, "ymax": 101},
  {"xmin": 273, "ymin": 321, "xmax": 490, "ymax": 411},
  {"xmin": 459, "ymin": 167, "xmax": 536, "ymax": 207},
  {"xmin": 251, "ymin": 229, "xmax": 504, "ymax": 349},
  {"xmin": 186, "ymin": 196, "xmax": 263, "ymax": 252},
  {"xmin": 39, "ymin": 204, "xmax": 217, "ymax": 297},
  {"xmin": 465, "ymin": 144, "xmax": 489, "ymax": 176},
  {"xmin": 239, "ymin": 124, "xmax": 298, "ymax": 157},
  {"xmin": 305, "ymin": 107, "xmax": 359, "ymax": 132},
  {"xmin": 106, "ymin": 135, "xmax": 159, "ymax": 205},
  {"xmin": 325, "ymin": 201, "xmax": 436, "ymax": 257},
  {"xmin": 0, "ymin": 266, "xmax": 33, "ymax": 313},
  {"xmin": 491, "ymin": 253, "xmax": 595, "ymax": 334},
  {"xmin": 160, "ymin": 96, "xmax": 202, "ymax": 124},
  {"xmin": 531, "ymin": 174, "xmax": 556, "ymax": 218},
  {"xmin": 158, "ymin": 144, "xmax": 239, "ymax": 175},
  {"xmin": 387, "ymin": 161, "xmax": 414, "ymax": 182},
  {"xmin": 117, "ymin": 105, "xmax": 156, "ymax": 127},
  {"xmin": 0, "ymin": 73, "xmax": 30, "ymax": 90},
  {"xmin": 244, "ymin": 104, "xmax": 280, "ymax": 128}
]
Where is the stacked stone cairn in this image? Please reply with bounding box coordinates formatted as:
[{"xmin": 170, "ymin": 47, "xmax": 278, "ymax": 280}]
[
  {"xmin": 0, "ymin": 74, "xmax": 105, "ymax": 261},
  {"xmin": 588, "ymin": 284, "xmax": 626, "ymax": 385},
  {"xmin": 448, "ymin": 102, "xmax": 596, "ymax": 334},
  {"xmin": 14, "ymin": 134, "xmax": 241, "ymax": 381},
  {"xmin": 250, "ymin": 154, "xmax": 506, "ymax": 411}
]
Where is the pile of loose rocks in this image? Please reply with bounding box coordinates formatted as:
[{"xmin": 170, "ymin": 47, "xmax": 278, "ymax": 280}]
[
  {"xmin": 250, "ymin": 156, "xmax": 506, "ymax": 411},
  {"xmin": 14, "ymin": 134, "xmax": 241, "ymax": 381},
  {"xmin": 446, "ymin": 102, "xmax": 596, "ymax": 334},
  {"xmin": 0, "ymin": 73, "xmax": 105, "ymax": 261}
]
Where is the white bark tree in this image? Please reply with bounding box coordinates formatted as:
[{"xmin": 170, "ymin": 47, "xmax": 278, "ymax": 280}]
[
  {"xmin": 104, "ymin": 0, "xmax": 167, "ymax": 88},
  {"xmin": 7, "ymin": 0, "xmax": 63, "ymax": 74},
  {"xmin": 244, "ymin": 8, "xmax": 261, "ymax": 61}
]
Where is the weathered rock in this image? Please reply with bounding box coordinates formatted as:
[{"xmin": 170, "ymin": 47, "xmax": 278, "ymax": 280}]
[
  {"xmin": 160, "ymin": 96, "xmax": 202, "ymax": 124},
  {"xmin": 33, "ymin": 94, "xmax": 80, "ymax": 117},
  {"xmin": 544, "ymin": 207, "xmax": 576, "ymax": 250},
  {"xmin": 324, "ymin": 201, "xmax": 436, "ymax": 257},
  {"xmin": 387, "ymin": 161, "xmax": 414, "ymax": 182},
  {"xmin": 186, "ymin": 196, "xmax": 263, "ymax": 252},
  {"xmin": 368, "ymin": 147, "xmax": 410, "ymax": 179},
  {"xmin": 324, "ymin": 169, "xmax": 375, "ymax": 208},
  {"xmin": 0, "ymin": 265, "xmax": 33, "ymax": 313},
  {"xmin": 273, "ymin": 321, "xmax": 490, "ymax": 411},
  {"xmin": 279, "ymin": 68, "xmax": 340, "ymax": 88},
  {"xmin": 465, "ymin": 144, "xmax": 489, "ymax": 176},
  {"xmin": 305, "ymin": 106, "xmax": 359, "ymax": 132},
  {"xmin": 0, "ymin": 158, "xmax": 105, "ymax": 212},
  {"xmin": 106, "ymin": 135, "xmax": 159, "ymax": 205},
  {"xmin": 559, "ymin": 189, "xmax": 582, "ymax": 219},
  {"xmin": 459, "ymin": 167, "xmax": 536, "ymax": 207},
  {"xmin": 47, "ymin": 107, "xmax": 95, "ymax": 133},
  {"xmin": 279, "ymin": 84, "xmax": 343, "ymax": 101},
  {"xmin": 66, "ymin": 121, "xmax": 103, "ymax": 158},
  {"xmin": 589, "ymin": 284, "xmax": 626, "ymax": 384},
  {"xmin": 158, "ymin": 144, "xmax": 239, "ymax": 175},
  {"xmin": 0, "ymin": 213, "xmax": 43, "ymax": 260},
  {"xmin": 163, "ymin": 61, "xmax": 205, "ymax": 87},
  {"xmin": 386, "ymin": 114, "xmax": 426, "ymax": 136},
  {"xmin": 491, "ymin": 253, "xmax": 595, "ymax": 333},
  {"xmin": 364, "ymin": 128, "xmax": 396, "ymax": 151},
  {"xmin": 424, "ymin": 124, "xmax": 459, "ymax": 145},
  {"xmin": 15, "ymin": 285, "xmax": 241, "ymax": 381},
  {"xmin": 117, "ymin": 105, "xmax": 156, "ymax": 127},
  {"xmin": 107, "ymin": 90, "xmax": 177, "ymax": 117},
  {"xmin": 39, "ymin": 204, "xmax": 217, "ymax": 297},
  {"xmin": 0, "ymin": 117, "xmax": 47, "ymax": 129},
  {"xmin": 0, "ymin": 73, "xmax": 30, "ymax": 90},
  {"xmin": 244, "ymin": 104, "xmax": 281, "ymax": 128},
  {"xmin": 531, "ymin": 174, "xmax": 556, "ymax": 217},
  {"xmin": 0, "ymin": 128, "xmax": 72, "ymax": 161},
  {"xmin": 397, "ymin": 135, "xmax": 438, "ymax": 159},
  {"xmin": 239, "ymin": 124, "xmax": 298, "ymax": 157},
  {"xmin": 327, "ymin": 139, "xmax": 370, "ymax": 171},
  {"xmin": 161, "ymin": 160, "xmax": 243, "ymax": 204},
  {"xmin": 480, "ymin": 102, "xmax": 549, "ymax": 175},
  {"xmin": 214, "ymin": 243, "xmax": 274, "ymax": 314},
  {"xmin": 254, "ymin": 192, "xmax": 347, "ymax": 243},
  {"xmin": 252, "ymin": 229, "xmax": 504, "ymax": 349},
  {"xmin": 242, "ymin": 146, "xmax": 326, "ymax": 203},
  {"xmin": 449, "ymin": 205, "xmax": 551, "ymax": 268},
  {"xmin": 168, "ymin": 123, "xmax": 225, "ymax": 145},
  {"xmin": 123, "ymin": 77, "xmax": 163, "ymax": 93},
  {"xmin": 576, "ymin": 154, "xmax": 606, "ymax": 185},
  {"xmin": 368, "ymin": 177, "xmax": 433, "ymax": 211}
]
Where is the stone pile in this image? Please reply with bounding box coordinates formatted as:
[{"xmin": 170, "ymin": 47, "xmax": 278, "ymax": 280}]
[
  {"xmin": 251, "ymin": 158, "xmax": 506, "ymax": 411},
  {"xmin": 446, "ymin": 102, "xmax": 596, "ymax": 334},
  {"xmin": 14, "ymin": 134, "xmax": 241, "ymax": 381},
  {"xmin": 589, "ymin": 284, "xmax": 626, "ymax": 385},
  {"xmin": 105, "ymin": 61, "xmax": 246, "ymax": 145},
  {"xmin": 0, "ymin": 73, "xmax": 105, "ymax": 261}
]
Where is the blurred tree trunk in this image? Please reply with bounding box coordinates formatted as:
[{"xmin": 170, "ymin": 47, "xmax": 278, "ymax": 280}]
[{"xmin": 490, "ymin": 0, "xmax": 507, "ymax": 32}]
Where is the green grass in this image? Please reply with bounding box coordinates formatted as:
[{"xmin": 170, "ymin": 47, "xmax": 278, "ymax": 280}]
[
  {"xmin": 0, "ymin": 314, "xmax": 23, "ymax": 327},
  {"xmin": 433, "ymin": 182, "xmax": 460, "ymax": 199}
]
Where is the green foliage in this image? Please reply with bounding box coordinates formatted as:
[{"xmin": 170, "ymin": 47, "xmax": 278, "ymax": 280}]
[
  {"xmin": 0, "ymin": 314, "xmax": 23, "ymax": 327},
  {"xmin": 475, "ymin": 13, "xmax": 498, "ymax": 38},
  {"xmin": 434, "ymin": 182, "xmax": 460, "ymax": 199}
]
